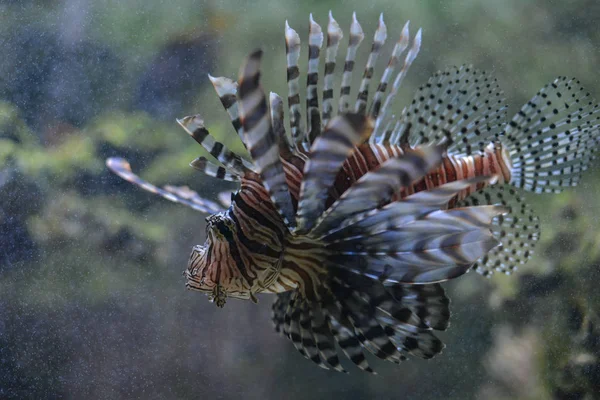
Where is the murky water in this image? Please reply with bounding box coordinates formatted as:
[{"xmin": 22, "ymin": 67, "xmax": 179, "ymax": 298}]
[{"xmin": 2, "ymin": 1, "xmax": 600, "ymax": 399}]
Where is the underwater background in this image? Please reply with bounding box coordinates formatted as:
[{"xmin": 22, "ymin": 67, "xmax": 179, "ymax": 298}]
[{"xmin": 1, "ymin": 0, "xmax": 600, "ymax": 398}]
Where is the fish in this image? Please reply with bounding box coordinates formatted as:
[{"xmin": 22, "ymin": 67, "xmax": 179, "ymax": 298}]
[{"xmin": 106, "ymin": 11, "xmax": 600, "ymax": 373}]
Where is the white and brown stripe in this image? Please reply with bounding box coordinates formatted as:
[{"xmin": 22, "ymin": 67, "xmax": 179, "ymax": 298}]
[
  {"xmin": 322, "ymin": 11, "xmax": 343, "ymax": 127},
  {"xmin": 238, "ymin": 49, "xmax": 297, "ymax": 229},
  {"xmin": 189, "ymin": 157, "xmax": 240, "ymax": 182},
  {"xmin": 373, "ymin": 28, "xmax": 422, "ymax": 138},
  {"xmin": 354, "ymin": 13, "xmax": 387, "ymax": 115},
  {"xmin": 208, "ymin": 75, "xmax": 245, "ymax": 146},
  {"xmin": 338, "ymin": 12, "xmax": 364, "ymax": 114},
  {"xmin": 285, "ymin": 21, "xmax": 305, "ymax": 148},
  {"xmin": 368, "ymin": 21, "xmax": 410, "ymax": 127},
  {"xmin": 306, "ymin": 14, "xmax": 324, "ymax": 145},
  {"xmin": 177, "ymin": 115, "xmax": 252, "ymax": 176}
]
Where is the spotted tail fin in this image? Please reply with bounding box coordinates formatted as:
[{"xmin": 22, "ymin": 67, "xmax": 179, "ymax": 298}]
[
  {"xmin": 504, "ymin": 76, "xmax": 600, "ymax": 193},
  {"xmin": 324, "ymin": 205, "xmax": 506, "ymax": 284},
  {"xmin": 381, "ymin": 65, "xmax": 507, "ymax": 154}
]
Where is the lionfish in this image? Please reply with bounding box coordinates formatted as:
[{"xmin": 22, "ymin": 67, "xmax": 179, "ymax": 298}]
[{"xmin": 107, "ymin": 12, "xmax": 600, "ymax": 373}]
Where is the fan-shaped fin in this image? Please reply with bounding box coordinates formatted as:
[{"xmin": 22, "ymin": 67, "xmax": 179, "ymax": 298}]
[
  {"xmin": 319, "ymin": 175, "xmax": 494, "ymax": 241},
  {"xmin": 326, "ymin": 205, "xmax": 507, "ymax": 284},
  {"xmin": 391, "ymin": 66, "xmax": 508, "ymax": 156},
  {"xmin": 272, "ymin": 272, "xmax": 452, "ymax": 373}
]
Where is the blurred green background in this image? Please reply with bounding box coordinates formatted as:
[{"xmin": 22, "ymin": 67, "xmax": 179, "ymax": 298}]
[{"xmin": 1, "ymin": 0, "xmax": 600, "ymax": 399}]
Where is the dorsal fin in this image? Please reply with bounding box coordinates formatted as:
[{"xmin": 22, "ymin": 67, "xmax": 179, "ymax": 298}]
[
  {"xmin": 368, "ymin": 21, "xmax": 410, "ymax": 127},
  {"xmin": 389, "ymin": 65, "xmax": 508, "ymax": 156},
  {"xmin": 306, "ymin": 14, "xmax": 324, "ymax": 145},
  {"xmin": 322, "ymin": 11, "xmax": 343, "ymax": 127},
  {"xmin": 296, "ymin": 114, "xmax": 372, "ymax": 234},
  {"xmin": 238, "ymin": 49, "xmax": 297, "ymax": 229},
  {"xmin": 338, "ymin": 12, "xmax": 364, "ymax": 114},
  {"xmin": 189, "ymin": 157, "xmax": 240, "ymax": 182},
  {"xmin": 354, "ymin": 13, "xmax": 387, "ymax": 115},
  {"xmin": 372, "ymin": 28, "xmax": 421, "ymax": 138},
  {"xmin": 285, "ymin": 21, "xmax": 304, "ymax": 148},
  {"xmin": 208, "ymin": 75, "xmax": 246, "ymax": 147}
]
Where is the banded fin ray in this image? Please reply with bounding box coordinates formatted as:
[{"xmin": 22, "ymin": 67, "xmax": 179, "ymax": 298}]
[
  {"xmin": 328, "ymin": 316, "xmax": 374, "ymax": 373},
  {"xmin": 322, "ymin": 11, "xmax": 343, "ymax": 127},
  {"xmin": 372, "ymin": 27, "xmax": 422, "ymax": 138},
  {"xmin": 354, "ymin": 13, "xmax": 387, "ymax": 115},
  {"xmin": 311, "ymin": 144, "xmax": 445, "ymax": 236},
  {"xmin": 338, "ymin": 12, "xmax": 364, "ymax": 114},
  {"xmin": 189, "ymin": 157, "xmax": 240, "ymax": 182},
  {"xmin": 296, "ymin": 114, "xmax": 373, "ymax": 234},
  {"xmin": 330, "ymin": 272, "xmax": 444, "ymax": 360},
  {"xmin": 457, "ymin": 185, "xmax": 540, "ymax": 276},
  {"xmin": 320, "ymin": 175, "xmax": 494, "ymax": 242},
  {"xmin": 504, "ymin": 76, "xmax": 600, "ymax": 193},
  {"xmin": 273, "ymin": 274, "xmax": 452, "ymax": 372},
  {"xmin": 392, "ymin": 66, "xmax": 508, "ymax": 156},
  {"xmin": 269, "ymin": 92, "xmax": 294, "ymax": 157},
  {"xmin": 329, "ymin": 276, "xmax": 406, "ymax": 364},
  {"xmin": 238, "ymin": 49, "xmax": 297, "ymax": 229},
  {"xmin": 326, "ymin": 205, "xmax": 507, "ymax": 284},
  {"xmin": 368, "ymin": 21, "xmax": 410, "ymax": 125},
  {"xmin": 177, "ymin": 115, "xmax": 254, "ymax": 175},
  {"xmin": 306, "ymin": 14, "xmax": 324, "ymax": 145},
  {"xmin": 285, "ymin": 21, "xmax": 305, "ymax": 148},
  {"xmin": 106, "ymin": 158, "xmax": 222, "ymax": 214},
  {"xmin": 208, "ymin": 75, "xmax": 246, "ymax": 147}
]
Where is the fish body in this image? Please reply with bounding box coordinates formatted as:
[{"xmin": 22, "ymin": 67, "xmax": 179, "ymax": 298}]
[{"xmin": 107, "ymin": 11, "xmax": 600, "ymax": 372}]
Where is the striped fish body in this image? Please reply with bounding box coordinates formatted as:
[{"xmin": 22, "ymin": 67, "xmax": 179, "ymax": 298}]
[
  {"xmin": 330, "ymin": 141, "xmax": 512, "ymax": 204},
  {"xmin": 107, "ymin": 11, "xmax": 600, "ymax": 373},
  {"xmin": 186, "ymin": 138, "xmax": 512, "ymax": 304}
]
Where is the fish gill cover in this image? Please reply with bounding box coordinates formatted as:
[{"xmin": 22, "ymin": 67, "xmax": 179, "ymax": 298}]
[{"xmin": 106, "ymin": 11, "xmax": 600, "ymax": 374}]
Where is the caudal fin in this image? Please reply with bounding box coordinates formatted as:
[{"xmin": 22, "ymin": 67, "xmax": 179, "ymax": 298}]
[{"xmin": 505, "ymin": 77, "xmax": 600, "ymax": 193}]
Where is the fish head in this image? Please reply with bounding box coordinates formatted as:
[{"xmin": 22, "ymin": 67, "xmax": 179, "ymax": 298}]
[{"xmin": 184, "ymin": 211, "xmax": 283, "ymax": 307}]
